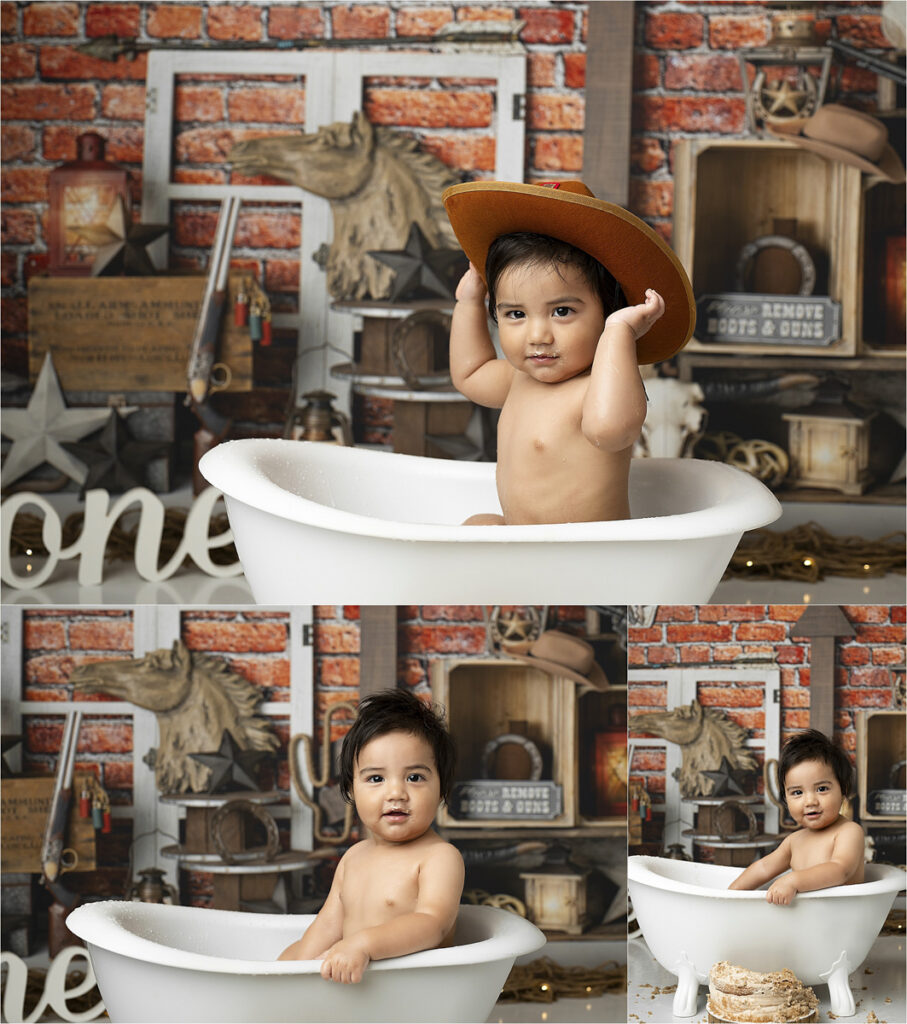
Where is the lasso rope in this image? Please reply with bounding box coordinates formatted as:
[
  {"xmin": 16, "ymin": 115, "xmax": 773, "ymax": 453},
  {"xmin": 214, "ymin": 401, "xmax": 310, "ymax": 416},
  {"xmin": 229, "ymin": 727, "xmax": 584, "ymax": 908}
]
[
  {"xmin": 8, "ymin": 510, "xmax": 238, "ymax": 566},
  {"xmin": 726, "ymin": 523, "xmax": 905, "ymax": 581},
  {"xmin": 499, "ymin": 956, "xmax": 626, "ymax": 1003}
]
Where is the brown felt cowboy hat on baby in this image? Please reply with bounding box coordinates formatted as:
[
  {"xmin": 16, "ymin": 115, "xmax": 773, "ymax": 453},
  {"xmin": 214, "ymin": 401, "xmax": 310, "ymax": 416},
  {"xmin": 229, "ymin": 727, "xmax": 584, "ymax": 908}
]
[
  {"xmin": 503, "ymin": 630, "xmax": 608, "ymax": 692},
  {"xmin": 442, "ymin": 179, "xmax": 696, "ymax": 364},
  {"xmin": 767, "ymin": 103, "xmax": 905, "ymax": 184}
]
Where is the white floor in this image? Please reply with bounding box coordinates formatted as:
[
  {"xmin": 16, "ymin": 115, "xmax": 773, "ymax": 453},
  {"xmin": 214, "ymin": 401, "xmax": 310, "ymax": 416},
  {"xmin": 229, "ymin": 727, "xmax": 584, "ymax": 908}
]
[
  {"xmin": 490, "ymin": 939, "xmax": 627, "ymax": 1024},
  {"xmin": 627, "ymin": 933, "xmax": 906, "ymax": 1024}
]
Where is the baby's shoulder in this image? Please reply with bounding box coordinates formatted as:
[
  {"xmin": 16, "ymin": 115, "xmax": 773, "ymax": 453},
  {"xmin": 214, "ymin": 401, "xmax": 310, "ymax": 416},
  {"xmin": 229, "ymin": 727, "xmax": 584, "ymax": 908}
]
[
  {"xmin": 833, "ymin": 817, "xmax": 865, "ymax": 840},
  {"xmin": 338, "ymin": 838, "xmax": 372, "ymax": 868},
  {"xmin": 420, "ymin": 835, "xmax": 464, "ymax": 868}
]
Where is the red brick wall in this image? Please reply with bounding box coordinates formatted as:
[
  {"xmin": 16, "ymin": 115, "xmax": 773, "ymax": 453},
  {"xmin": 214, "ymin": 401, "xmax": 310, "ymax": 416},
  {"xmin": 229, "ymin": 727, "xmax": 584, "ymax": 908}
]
[
  {"xmin": 22, "ymin": 608, "xmax": 137, "ymax": 799},
  {"xmin": 1, "ymin": 0, "xmax": 592, "ymax": 376},
  {"xmin": 627, "ymin": 604, "xmax": 906, "ymax": 822},
  {"xmin": 631, "ymin": 2, "xmax": 889, "ymax": 241},
  {"xmin": 312, "ymin": 602, "xmax": 587, "ymax": 739},
  {"xmin": 20, "ymin": 607, "xmax": 292, "ymax": 798},
  {"xmin": 16, "ymin": 604, "xmax": 590, "ymax": 900}
]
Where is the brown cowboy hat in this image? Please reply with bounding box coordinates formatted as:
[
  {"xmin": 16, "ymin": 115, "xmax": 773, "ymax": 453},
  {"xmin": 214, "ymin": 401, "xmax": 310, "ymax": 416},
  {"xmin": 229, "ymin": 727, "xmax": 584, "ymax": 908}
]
[
  {"xmin": 503, "ymin": 630, "xmax": 608, "ymax": 691},
  {"xmin": 767, "ymin": 103, "xmax": 905, "ymax": 184},
  {"xmin": 442, "ymin": 179, "xmax": 696, "ymax": 364}
]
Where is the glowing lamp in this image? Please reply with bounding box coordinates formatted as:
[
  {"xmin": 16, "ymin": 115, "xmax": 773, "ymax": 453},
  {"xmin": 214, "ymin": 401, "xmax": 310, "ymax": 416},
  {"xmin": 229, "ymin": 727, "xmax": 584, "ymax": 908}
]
[
  {"xmin": 520, "ymin": 847, "xmax": 591, "ymax": 935},
  {"xmin": 782, "ymin": 390, "xmax": 875, "ymax": 495}
]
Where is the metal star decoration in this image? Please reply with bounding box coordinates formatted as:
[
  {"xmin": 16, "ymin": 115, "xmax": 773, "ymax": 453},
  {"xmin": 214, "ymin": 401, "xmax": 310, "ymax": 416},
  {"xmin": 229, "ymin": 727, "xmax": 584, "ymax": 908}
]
[
  {"xmin": 760, "ymin": 78, "xmax": 810, "ymax": 117},
  {"xmin": 368, "ymin": 222, "xmax": 467, "ymax": 302},
  {"xmin": 89, "ymin": 195, "xmax": 169, "ymax": 276},
  {"xmin": 189, "ymin": 730, "xmax": 269, "ymax": 793},
  {"xmin": 61, "ymin": 412, "xmax": 169, "ymax": 497},
  {"xmin": 702, "ymin": 756, "xmax": 750, "ymax": 797},
  {"xmin": 1, "ymin": 352, "xmax": 112, "ymax": 488}
]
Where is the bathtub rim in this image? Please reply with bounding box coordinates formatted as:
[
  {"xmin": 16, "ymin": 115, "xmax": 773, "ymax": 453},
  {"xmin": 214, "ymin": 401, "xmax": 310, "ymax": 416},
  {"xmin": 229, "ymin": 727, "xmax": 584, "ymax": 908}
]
[
  {"xmin": 66, "ymin": 901, "xmax": 545, "ymax": 976},
  {"xmin": 199, "ymin": 439, "xmax": 782, "ymax": 543},
  {"xmin": 628, "ymin": 855, "xmax": 906, "ymax": 901}
]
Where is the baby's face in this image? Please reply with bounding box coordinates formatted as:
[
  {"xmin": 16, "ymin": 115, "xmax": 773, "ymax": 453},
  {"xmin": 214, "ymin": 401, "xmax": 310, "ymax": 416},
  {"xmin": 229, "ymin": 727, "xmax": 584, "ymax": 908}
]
[
  {"xmin": 352, "ymin": 729, "xmax": 441, "ymax": 846},
  {"xmin": 784, "ymin": 758, "xmax": 843, "ymax": 831},
  {"xmin": 494, "ymin": 260, "xmax": 605, "ymax": 383}
]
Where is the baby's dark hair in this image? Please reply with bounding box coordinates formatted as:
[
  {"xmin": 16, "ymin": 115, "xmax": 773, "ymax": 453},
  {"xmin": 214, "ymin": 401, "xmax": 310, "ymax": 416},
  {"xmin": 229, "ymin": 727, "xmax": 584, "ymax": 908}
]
[
  {"xmin": 484, "ymin": 231, "xmax": 625, "ymax": 323},
  {"xmin": 779, "ymin": 729, "xmax": 853, "ymax": 800},
  {"xmin": 338, "ymin": 688, "xmax": 456, "ymax": 804}
]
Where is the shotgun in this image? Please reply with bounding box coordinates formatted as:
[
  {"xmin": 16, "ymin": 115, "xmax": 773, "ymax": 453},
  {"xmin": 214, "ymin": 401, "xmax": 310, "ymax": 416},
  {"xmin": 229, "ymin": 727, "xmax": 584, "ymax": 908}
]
[
  {"xmin": 185, "ymin": 195, "xmax": 241, "ymax": 430},
  {"xmin": 40, "ymin": 709, "xmax": 82, "ymax": 884}
]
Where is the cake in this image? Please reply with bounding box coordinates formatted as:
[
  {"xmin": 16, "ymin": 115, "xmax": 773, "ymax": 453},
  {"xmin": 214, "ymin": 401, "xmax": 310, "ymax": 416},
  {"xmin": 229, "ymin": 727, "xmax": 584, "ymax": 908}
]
[{"xmin": 707, "ymin": 961, "xmax": 819, "ymax": 1023}]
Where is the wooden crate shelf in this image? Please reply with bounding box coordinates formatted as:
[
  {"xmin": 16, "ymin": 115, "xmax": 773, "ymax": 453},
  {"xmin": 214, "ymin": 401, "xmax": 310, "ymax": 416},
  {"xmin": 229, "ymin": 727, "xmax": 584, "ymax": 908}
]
[
  {"xmin": 674, "ymin": 137, "xmax": 863, "ymax": 358},
  {"xmin": 856, "ymin": 709, "xmax": 906, "ymax": 824},
  {"xmin": 432, "ymin": 658, "xmax": 577, "ymax": 829}
]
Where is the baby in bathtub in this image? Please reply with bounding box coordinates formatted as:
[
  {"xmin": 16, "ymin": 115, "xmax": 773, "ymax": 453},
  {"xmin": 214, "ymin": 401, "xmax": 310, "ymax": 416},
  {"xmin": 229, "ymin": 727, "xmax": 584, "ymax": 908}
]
[
  {"xmin": 278, "ymin": 689, "xmax": 464, "ymax": 983},
  {"xmin": 729, "ymin": 729, "xmax": 864, "ymax": 905},
  {"xmin": 442, "ymin": 179, "xmax": 695, "ymax": 525}
]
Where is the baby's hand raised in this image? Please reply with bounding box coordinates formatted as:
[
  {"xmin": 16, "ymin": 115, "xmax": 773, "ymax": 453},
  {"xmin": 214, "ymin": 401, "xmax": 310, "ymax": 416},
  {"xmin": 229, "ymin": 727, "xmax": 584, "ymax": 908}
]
[
  {"xmin": 320, "ymin": 938, "xmax": 370, "ymax": 984},
  {"xmin": 765, "ymin": 876, "xmax": 798, "ymax": 906},
  {"xmin": 605, "ymin": 288, "xmax": 665, "ymax": 340},
  {"xmin": 455, "ymin": 262, "xmax": 487, "ymax": 304}
]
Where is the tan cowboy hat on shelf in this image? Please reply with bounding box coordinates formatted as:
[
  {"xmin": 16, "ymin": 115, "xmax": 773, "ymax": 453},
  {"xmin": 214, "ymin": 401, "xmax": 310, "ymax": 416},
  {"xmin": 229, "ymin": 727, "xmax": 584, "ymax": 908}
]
[
  {"xmin": 767, "ymin": 103, "xmax": 905, "ymax": 185},
  {"xmin": 442, "ymin": 179, "xmax": 696, "ymax": 365},
  {"xmin": 502, "ymin": 629, "xmax": 608, "ymax": 692}
]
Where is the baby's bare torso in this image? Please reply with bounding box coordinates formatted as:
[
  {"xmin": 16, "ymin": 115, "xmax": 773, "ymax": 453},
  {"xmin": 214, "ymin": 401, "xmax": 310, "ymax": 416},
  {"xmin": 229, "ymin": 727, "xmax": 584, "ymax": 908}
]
[
  {"xmin": 339, "ymin": 833, "xmax": 455, "ymax": 943},
  {"xmin": 496, "ymin": 372, "xmax": 632, "ymax": 524},
  {"xmin": 788, "ymin": 818, "xmax": 864, "ymax": 883}
]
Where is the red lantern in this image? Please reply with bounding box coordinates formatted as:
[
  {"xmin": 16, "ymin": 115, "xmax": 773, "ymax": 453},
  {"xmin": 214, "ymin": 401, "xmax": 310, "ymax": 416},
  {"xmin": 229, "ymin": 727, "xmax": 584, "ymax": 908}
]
[{"xmin": 47, "ymin": 132, "xmax": 130, "ymax": 277}]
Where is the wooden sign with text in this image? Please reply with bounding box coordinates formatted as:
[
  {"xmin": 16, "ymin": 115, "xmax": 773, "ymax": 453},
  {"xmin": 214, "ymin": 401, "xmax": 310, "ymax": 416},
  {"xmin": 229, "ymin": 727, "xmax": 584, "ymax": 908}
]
[
  {"xmin": 1, "ymin": 775, "xmax": 96, "ymax": 873},
  {"xmin": 28, "ymin": 275, "xmax": 253, "ymax": 392},
  {"xmin": 696, "ymin": 293, "xmax": 842, "ymax": 346},
  {"xmin": 448, "ymin": 780, "xmax": 563, "ymax": 820}
]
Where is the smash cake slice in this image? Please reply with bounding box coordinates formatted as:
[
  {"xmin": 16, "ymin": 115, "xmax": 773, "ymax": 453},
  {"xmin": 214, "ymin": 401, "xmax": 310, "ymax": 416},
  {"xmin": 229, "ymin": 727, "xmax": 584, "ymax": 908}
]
[{"xmin": 707, "ymin": 961, "xmax": 819, "ymax": 1023}]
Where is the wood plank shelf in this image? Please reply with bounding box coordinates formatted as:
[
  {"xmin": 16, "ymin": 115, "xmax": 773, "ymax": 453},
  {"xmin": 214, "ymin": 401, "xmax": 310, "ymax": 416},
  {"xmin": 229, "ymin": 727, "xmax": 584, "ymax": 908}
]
[
  {"xmin": 543, "ymin": 921, "xmax": 627, "ymax": 942},
  {"xmin": 678, "ymin": 354, "xmax": 906, "ymax": 372},
  {"xmin": 440, "ymin": 823, "xmax": 625, "ymax": 841}
]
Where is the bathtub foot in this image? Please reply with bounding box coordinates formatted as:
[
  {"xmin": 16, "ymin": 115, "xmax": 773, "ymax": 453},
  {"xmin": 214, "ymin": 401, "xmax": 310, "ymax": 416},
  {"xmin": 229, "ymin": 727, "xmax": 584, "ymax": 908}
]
[
  {"xmin": 821, "ymin": 951, "xmax": 855, "ymax": 1017},
  {"xmin": 671, "ymin": 951, "xmax": 703, "ymax": 1017}
]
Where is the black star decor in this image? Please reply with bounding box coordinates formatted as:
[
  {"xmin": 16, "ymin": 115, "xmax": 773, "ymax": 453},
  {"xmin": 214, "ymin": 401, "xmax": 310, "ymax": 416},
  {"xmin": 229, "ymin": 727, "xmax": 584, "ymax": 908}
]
[
  {"xmin": 189, "ymin": 730, "xmax": 269, "ymax": 794},
  {"xmin": 368, "ymin": 222, "xmax": 467, "ymax": 301},
  {"xmin": 61, "ymin": 413, "xmax": 169, "ymax": 497},
  {"xmin": 89, "ymin": 195, "xmax": 169, "ymax": 276},
  {"xmin": 702, "ymin": 756, "xmax": 750, "ymax": 797}
]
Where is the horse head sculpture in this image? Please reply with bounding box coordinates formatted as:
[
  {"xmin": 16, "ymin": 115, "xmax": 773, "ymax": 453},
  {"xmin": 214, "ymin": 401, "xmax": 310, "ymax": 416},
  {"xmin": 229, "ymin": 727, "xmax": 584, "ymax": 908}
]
[
  {"xmin": 631, "ymin": 699, "xmax": 757, "ymax": 797},
  {"xmin": 71, "ymin": 641, "xmax": 279, "ymax": 794},
  {"xmin": 230, "ymin": 111, "xmax": 462, "ymax": 300}
]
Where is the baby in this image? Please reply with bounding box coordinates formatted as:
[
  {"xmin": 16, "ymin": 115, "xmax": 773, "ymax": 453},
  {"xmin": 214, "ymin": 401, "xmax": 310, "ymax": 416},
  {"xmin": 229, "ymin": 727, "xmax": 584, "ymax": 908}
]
[
  {"xmin": 278, "ymin": 689, "xmax": 464, "ymax": 983},
  {"xmin": 442, "ymin": 179, "xmax": 695, "ymax": 526},
  {"xmin": 729, "ymin": 729, "xmax": 864, "ymax": 904}
]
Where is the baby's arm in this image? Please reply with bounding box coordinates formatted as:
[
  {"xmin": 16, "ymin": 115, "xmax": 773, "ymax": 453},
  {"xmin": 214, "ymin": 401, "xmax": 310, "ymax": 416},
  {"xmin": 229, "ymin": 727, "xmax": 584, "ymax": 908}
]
[
  {"xmin": 319, "ymin": 843, "xmax": 465, "ymax": 985},
  {"xmin": 728, "ymin": 836, "xmax": 792, "ymax": 892},
  {"xmin": 581, "ymin": 289, "xmax": 663, "ymax": 451},
  {"xmin": 277, "ymin": 856, "xmax": 345, "ymax": 960},
  {"xmin": 765, "ymin": 821, "xmax": 864, "ymax": 906},
  {"xmin": 449, "ymin": 264, "xmax": 514, "ymax": 408}
]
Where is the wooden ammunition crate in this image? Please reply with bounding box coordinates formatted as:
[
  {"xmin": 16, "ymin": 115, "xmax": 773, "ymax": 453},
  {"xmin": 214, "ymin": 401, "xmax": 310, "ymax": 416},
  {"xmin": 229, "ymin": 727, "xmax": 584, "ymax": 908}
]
[
  {"xmin": 28, "ymin": 274, "xmax": 253, "ymax": 392},
  {"xmin": 1, "ymin": 774, "xmax": 97, "ymax": 874},
  {"xmin": 431, "ymin": 658, "xmax": 577, "ymax": 828},
  {"xmin": 673, "ymin": 138, "xmax": 862, "ymax": 357}
]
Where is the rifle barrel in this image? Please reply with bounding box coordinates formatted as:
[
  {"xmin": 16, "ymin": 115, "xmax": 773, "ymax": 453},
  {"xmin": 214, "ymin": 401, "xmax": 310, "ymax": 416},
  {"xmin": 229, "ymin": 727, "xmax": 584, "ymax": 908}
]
[
  {"xmin": 187, "ymin": 195, "xmax": 242, "ymax": 405},
  {"xmin": 41, "ymin": 709, "xmax": 81, "ymax": 882}
]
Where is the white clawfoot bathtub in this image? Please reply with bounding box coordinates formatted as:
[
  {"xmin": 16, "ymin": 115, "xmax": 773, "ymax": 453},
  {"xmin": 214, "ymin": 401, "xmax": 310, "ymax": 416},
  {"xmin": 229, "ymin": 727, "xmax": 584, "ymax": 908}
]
[
  {"xmin": 66, "ymin": 901, "xmax": 545, "ymax": 1023},
  {"xmin": 199, "ymin": 440, "xmax": 781, "ymax": 603},
  {"xmin": 628, "ymin": 855, "xmax": 905, "ymax": 1019}
]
